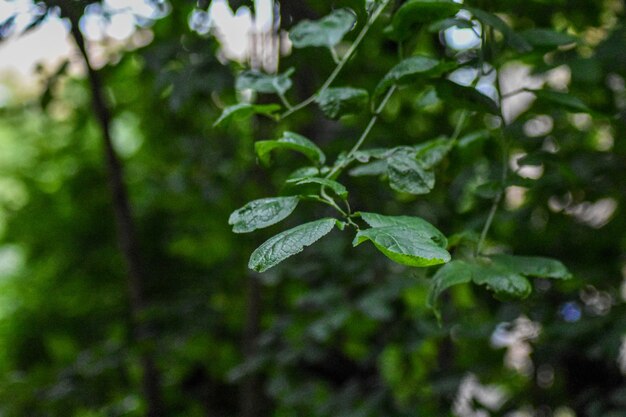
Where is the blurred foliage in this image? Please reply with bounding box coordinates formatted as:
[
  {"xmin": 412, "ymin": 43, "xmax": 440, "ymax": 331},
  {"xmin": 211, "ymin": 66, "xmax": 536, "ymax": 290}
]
[{"xmin": 0, "ymin": 0, "xmax": 625, "ymax": 416}]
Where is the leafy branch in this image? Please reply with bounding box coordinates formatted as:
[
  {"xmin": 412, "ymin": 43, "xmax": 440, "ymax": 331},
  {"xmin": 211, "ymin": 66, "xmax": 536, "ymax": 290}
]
[{"xmin": 280, "ymin": 0, "xmax": 392, "ymax": 119}]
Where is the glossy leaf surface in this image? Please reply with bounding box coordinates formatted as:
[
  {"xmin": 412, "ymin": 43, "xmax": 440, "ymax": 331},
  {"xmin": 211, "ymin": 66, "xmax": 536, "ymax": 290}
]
[
  {"xmin": 229, "ymin": 197, "xmax": 299, "ymax": 233},
  {"xmin": 249, "ymin": 218, "xmax": 336, "ymax": 272}
]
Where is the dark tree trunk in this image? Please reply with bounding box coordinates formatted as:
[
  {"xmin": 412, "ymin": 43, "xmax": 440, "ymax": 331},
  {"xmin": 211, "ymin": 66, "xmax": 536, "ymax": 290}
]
[{"xmin": 54, "ymin": 2, "xmax": 164, "ymax": 415}]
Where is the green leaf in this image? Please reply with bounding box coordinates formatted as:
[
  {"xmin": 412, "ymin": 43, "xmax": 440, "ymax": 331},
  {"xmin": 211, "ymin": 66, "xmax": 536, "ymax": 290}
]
[
  {"xmin": 358, "ymin": 212, "xmax": 448, "ymax": 248},
  {"xmin": 428, "ymin": 17, "xmax": 475, "ymax": 33},
  {"xmin": 529, "ymin": 89, "xmax": 591, "ymax": 113},
  {"xmin": 520, "ymin": 28, "xmax": 578, "ymax": 48},
  {"xmin": 435, "ymin": 80, "xmax": 499, "ymax": 114},
  {"xmin": 349, "ymin": 159, "xmax": 388, "ymax": 177},
  {"xmin": 255, "ymin": 131, "xmax": 326, "ymax": 166},
  {"xmin": 457, "ymin": 130, "xmax": 490, "ymax": 148},
  {"xmin": 387, "ymin": 151, "xmax": 435, "ymax": 195},
  {"xmin": 236, "ymin": 68, "xmax": 295, "ymax": 95},
  {"xmin": 353, "ymin": 226, "xmax": 451, "ymax": 267},
  {"xmin": 229, "ymin": 197, "xmax": 299, "ymax": 233},
  {"xmin": 427, "ymin": 260, "xmax": 473, "ymax": 308},
  {"xmin": 474, "ymin": 181, "xmax": 501, "ymax": 199},
  {"xmin": 489, "ymin": 254, "xmax": 572, "ymax": 280},
  {"xmin": 466, "ymin": 7, "xmax": 532, "ymax": 53},
  {"xmin": 214, "ymin": 103, "xmax": 281, "ymax": 127},
  {"xmin": 375, "ymin": 55, "xmax": 448, "ymax": 95},
  {"xmin": 287, "ymin": 166, "xmax": 322, "ymax": 181},
  {"xmin": 248, "ymin": 218, "xmax": 336, "ymax": 272},
  {"xmin": 289, "ymin": 8, "xmax": 356, "ymax": 49},
  {"xmin": 387, "ymin": 0, "xmax": 461, "ymax": 41},
  {"xmin": 288, "ymin": 177, "xmax": 348, "ymax": 200},
  {"xmin": 354, "ymin": 148, "xmax": 394, "ymax": 162},
  {"xmin": 471, "ymin": 260, "xmax": 532, "ymax": 299},
  {"xmin": 414, "ymin": 137, "xmax": 454, "ymax": 169},
  {"xmin": 315, "ymin": 87, "xmax": 369, "ymax": 119}
]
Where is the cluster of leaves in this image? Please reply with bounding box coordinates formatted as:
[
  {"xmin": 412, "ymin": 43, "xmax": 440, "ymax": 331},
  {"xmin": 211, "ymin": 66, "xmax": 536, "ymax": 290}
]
[
  {"xmin": 1, "ymin": 0, "xmax": 625, "ymax": 416},
  {"xmin": 219, "ymin": 0, "xmax": 584, "ymax": 312}
]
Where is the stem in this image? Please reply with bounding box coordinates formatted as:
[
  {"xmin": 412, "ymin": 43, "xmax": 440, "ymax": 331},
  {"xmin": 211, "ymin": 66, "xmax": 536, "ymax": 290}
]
[
  {"xmin": 475, "ymin": 191, "xmax": 502, "ymax": 256},
  {"xmin": 277, "ymin": 90, "xmax": 293, "ymax": 110},
  {"xmin": 280, "ymin": 0, "xmax": 391, "ymax": 120},
  {"xmin": 320, "ymin": 187, "xmax": 348, "ymax": 217},
  {"xmin": 329, "ymin": 46, "xmax": 341, "ymax": 64},
  {"xmin": 326, "ymin": 85, "xmax": 397, "ymax": 179},
  {"xmin": 61, "ymin": 3, "xmax": 164, "ymax": 415},
  {"xmin": 475, "ymin": 66, "xmax": 509, "ymax": 256},
  {"xmin": 451, "ymin": 110, "xmax": 468, "ymax": 141}
]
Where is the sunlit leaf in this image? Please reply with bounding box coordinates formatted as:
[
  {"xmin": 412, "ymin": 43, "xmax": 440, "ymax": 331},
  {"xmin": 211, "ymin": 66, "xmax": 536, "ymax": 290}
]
[
  {"xmin": 249, "ymin": 218, "xmax": 336, "ymax": 272},
  {"xmin": 255, "ymin": 131, "xmax": 326, "ymax": 166},
  {"xmin": 229, "ymin": 197, "xmax": 299, "ymax": 233},
  {"xmin": 289, "ymin": 8, "xmax": 357, "ymax": 49}
]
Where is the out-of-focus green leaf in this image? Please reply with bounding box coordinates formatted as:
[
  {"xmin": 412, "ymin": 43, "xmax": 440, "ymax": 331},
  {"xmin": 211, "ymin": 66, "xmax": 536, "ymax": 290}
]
[
  {"xmin": 427, "ymin": 260, "xmax": 473, "ymax": 309},
  {"xmin": 255, "ymin": 131, "xmax": 326, "ymax": 166},
  {"xmin": 214, "ymin": 103, "xmax": 281, "ymax": 127},
  {"xmin": 315, "ymin": 87, "xmax": 369, "ymax": 119},
  {"xmin": 236, "ymin": 68, "xmax": 295, "ymax": 95},
  {"xmin": 471, "ymin": 260, "xmax": 532, "ymax": 299},
  {"xmin": 489, "ymin": 254, "xmax": 572, "ymax": 279},
  {"xmin": 414, "ymin": 137, "xmax": 454, "ymax": 169},
  {"xmin": 435, "ymin": 80, "xmax": 499, "ymax": 114},
  {"xmin": 249, "ymin": 218, "xmax": 336, "ymax": 272},
  {"xmin": 520, "ymin": 28, "xmax": 578, "ymax": 48},
  {"xmin": 229, "ymin": 197, "xmax": 299, "ymax": 233},
  {"xmin": 466, "ymin": 7, "xmax": 532, "ymax": 52},
  {"xmin": 387, "ymin": 151, "xmax": 435, "ymax": 195},
  {"xmin": 386, "ymin": 0, "xmax": 461, "ymax": 40},
  {"xmin": 375, "ymin": 55, "xmax": 450, "ymax": 95},
  {"xmin": 529, "ymin": 89, "xmax": 591, "ymax": 113},
  {"xmin": 428, "ymin": 17, "xmax": 475, "ymax": 32},
  {"xmin": 289, "ymin": 9, "xmax": 356, "ymax": 48},
  {"xmin": 349, "ymin": 159, "xmax": 388, "ymax": 177},
  {"xmin": 474, "ymin": 181, "xmax": 501, "ymax": 199}
]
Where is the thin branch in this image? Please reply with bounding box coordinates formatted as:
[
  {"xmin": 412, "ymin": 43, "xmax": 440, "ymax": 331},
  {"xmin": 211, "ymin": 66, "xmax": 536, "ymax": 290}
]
[
  {"xmin": 326, "ymin": 85, "xmax": 397, "ymax": 179},
  {"xmin": 475, "ymin": 60, "xmax": 510, "ymax": 257},
  {"xmin": 451, "ymin": 110, "xmax": 468, "ymax": 141}
]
